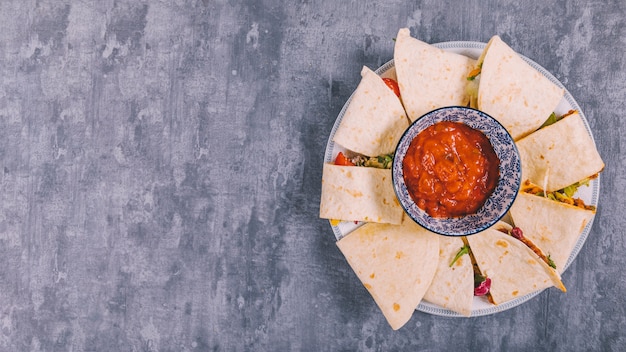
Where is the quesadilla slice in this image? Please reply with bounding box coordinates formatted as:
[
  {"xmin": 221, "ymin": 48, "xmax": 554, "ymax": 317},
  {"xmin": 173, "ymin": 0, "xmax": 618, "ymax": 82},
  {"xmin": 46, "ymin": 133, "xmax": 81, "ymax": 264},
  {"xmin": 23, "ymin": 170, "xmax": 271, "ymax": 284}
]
[
  {"xmin": 466, "ymin": 222, "xmax": 566, "ymax": 305},
  {"xmin": 509, "ymin": 188, "xmax": 596, "ymax": 273},
  {"xmin": 423, "ymin": 236, "xmax": 474, "ymax": 316},
  {"xmin": 336, "ymin": 221, "xmax": 439, "ymax": 330},
  {"xmin": 319, "ymin": 163, "xmax": 403, "ymax": 224},
  {"xmin": 516, "ymin": 111, "xmax": 604, "ymax": 192},
  {"xmin": 469, "ymin": 35, "xmax": 564, "ymax": 140},
  {"xmin": 333, "ymin": 66, "xmax": 409, "ymax": 157},
  {"xmin": 394, "ymin": 28, "xmax": 475, "ymax": 121}
]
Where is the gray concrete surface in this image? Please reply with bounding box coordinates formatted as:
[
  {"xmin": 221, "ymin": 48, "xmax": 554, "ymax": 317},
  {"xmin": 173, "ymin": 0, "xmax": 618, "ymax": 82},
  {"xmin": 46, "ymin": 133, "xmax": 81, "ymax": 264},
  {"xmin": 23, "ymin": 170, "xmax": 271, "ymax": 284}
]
[{"xmin": 0, "ymin": 0, "xmax": 624, "ymax": 350}]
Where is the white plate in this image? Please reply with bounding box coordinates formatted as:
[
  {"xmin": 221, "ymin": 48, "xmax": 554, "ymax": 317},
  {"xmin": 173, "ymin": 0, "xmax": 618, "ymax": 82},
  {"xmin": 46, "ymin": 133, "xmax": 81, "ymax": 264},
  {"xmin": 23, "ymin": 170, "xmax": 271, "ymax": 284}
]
[{"xmin": 324, "ymin": 41, "xmax": 600, "ymax": 317}]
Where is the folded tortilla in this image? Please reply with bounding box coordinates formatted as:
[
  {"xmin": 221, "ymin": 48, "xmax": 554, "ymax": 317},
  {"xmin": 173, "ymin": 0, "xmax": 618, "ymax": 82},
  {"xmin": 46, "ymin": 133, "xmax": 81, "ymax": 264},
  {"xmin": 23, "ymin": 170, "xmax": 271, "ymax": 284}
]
[
  {"xmin": 509, "ymin": 191, "xmax": 595, "ymax": 273},
  {"xmin": 466, "ymin": 222, "xmax": 566, "ymax": 305},
  {"xmin": 423, "ymin": 236, "xmax": 474, "ymax": 317},
  {"xmin": 336, "ymin": 221, "xmax": 439, "ymax": 330},
  {"xmin": 332, "ymin": 66, "xmax": 409, "ymax": 157},
  {"xmin": 394, "ymin": 28, "xmax": 475, "ymax": 121},
  {"xmin": 319, "ymin": 164, "xmax": 404, "ymax": 224},
  {"xmin": 476, "ymin": 36, "xmax": 564, "ymax": 140},
  {"xmin": 516, "ymin": 111, "xmax": 604, "ymax": 192}
]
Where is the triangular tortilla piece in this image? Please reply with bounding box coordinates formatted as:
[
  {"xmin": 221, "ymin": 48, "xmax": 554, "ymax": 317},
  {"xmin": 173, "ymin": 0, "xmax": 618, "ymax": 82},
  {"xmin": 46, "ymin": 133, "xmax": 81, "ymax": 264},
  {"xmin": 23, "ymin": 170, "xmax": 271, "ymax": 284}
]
[
  {"xmin": 319, "ymin": 164, "xmax": 403, "ymax": 224},
  {"xmin": 333, "ymin": 66, "xmax": 409, "ymax": 157},
  {"xmin": 394, "ymin": 28, "xmax": 475, "ymax": 121},
  {"xmin": 477, "ymin": 35, "xmax": 564, "ymax": 140},
  {"xmin": 336, "ymin": 221, "xmax": 439, "ymax": 330},
  {"xmin": 509, "ymin": 192, "xmax": 595, "ymax": 274},
  {"xmin": 466, "ymin": 223, "xmax": 566, "ymax": 305},
  {"xmin": 423, "ymin": 236, "xmax": 474, "ymax": 317},
  {"xmin": 516, "ymin": 111, "xmax": 604, "ymax": 192}
]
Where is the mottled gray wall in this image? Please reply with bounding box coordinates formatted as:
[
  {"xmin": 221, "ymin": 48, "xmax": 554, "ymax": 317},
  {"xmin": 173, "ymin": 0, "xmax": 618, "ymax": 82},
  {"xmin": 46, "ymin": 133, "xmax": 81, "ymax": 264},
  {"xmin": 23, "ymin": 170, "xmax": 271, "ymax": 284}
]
[{"xmin": 0, "ymin": 0, "xmax": 624, "ymax": 351}]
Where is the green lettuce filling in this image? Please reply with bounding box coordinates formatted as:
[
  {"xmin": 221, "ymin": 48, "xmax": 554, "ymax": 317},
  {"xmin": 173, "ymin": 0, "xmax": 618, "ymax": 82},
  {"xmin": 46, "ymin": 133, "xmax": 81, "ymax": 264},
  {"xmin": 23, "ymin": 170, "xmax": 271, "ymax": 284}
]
[
  {"xmin": 449, "ymin": 245, "xmax": 470, "ymax": 267},
  {"xmin": 531, "ymin": 178, "xmax": 595, "ymax": 211},
  {"xmin": 539, "ymin": 112, "xmax": 559, "ymax": 129},
  {"xmin": 352, "ymin": 154, "xmax": 394, "ymax": 169}
]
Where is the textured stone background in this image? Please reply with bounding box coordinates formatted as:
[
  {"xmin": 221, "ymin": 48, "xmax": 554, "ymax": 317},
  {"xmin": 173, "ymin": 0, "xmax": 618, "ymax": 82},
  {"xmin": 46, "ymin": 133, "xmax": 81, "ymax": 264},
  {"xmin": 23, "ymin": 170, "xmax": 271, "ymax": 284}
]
[{"xmin": 0, "ymin": 0, "xmax": 624, "ymax": 351}]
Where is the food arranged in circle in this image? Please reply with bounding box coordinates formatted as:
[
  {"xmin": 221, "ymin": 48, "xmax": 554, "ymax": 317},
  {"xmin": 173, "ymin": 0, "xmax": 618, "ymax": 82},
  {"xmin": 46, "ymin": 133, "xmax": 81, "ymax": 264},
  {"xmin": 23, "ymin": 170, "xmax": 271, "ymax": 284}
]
[{"xmin": 320, "ymin": 28, "xmax": 604, "ymax": 329}]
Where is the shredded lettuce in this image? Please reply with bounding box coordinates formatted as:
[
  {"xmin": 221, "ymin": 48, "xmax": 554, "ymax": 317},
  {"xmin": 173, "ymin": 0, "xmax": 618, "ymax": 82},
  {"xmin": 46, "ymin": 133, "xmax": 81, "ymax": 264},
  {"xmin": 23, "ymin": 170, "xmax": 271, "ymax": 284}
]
[
  {"xmin": 539, "ymin": 110, "xmax": 577, "ymax": 130},
  {"xmin": 561, "ymin": 178, "xmax": 591, "ymax": 197},
  {"xmin": 466, "ymin": 63, "xmax": 482, "ymax": 108},
  {"xmin": 526, "ymin": 178, "xmax": 596, "ymax": 211},
  {"xmin": 547, "ymin": 254, "xmax": 557, "ymax": 269},
  {"xmin": 539, "ymin": 112, "xmax": 559, "ymax": 129},
  {"xmin": 449, "ymin": 245, "xmax": 470, "ymax": 267},
  {"xmin": 352, "ymin": 154, "xmax": 394, "ymax": 169}
]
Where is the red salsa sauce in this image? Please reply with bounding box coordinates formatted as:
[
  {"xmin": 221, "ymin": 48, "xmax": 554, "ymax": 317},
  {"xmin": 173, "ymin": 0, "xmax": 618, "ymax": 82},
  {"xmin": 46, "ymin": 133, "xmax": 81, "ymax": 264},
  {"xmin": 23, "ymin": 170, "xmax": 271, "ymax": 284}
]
[{"xmin": 402, "ymin": 121, "xmax": 500, "ymax": 218}]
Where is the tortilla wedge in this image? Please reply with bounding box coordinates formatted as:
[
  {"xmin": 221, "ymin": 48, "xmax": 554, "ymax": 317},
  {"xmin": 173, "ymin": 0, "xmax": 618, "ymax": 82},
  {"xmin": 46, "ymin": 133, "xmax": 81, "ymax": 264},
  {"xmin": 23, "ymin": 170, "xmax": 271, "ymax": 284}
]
[
  {"xmin": 319, "ymin": 164, "xmax": 404, "ymax": 224},
  {"xmin": 423, "ymin": 236, "xmax": 474, "ymax": 317},
  {"xmin": 394, "ymin": 28, "xmax": 475, "ymax": 121},
  {"xmin": 516, "ymin": 111, "xmax": 604, "ymax": 192},
  {"xmin": 466, "ymin": 222, "xmax": 566, "ymax": 305},
  {"xmin": 336, "ymin": 221, "xmax": 439, "ymax": 330},
  {"xmin": 475, "ymin": 35, "xmax": 564, "ymax": 140},
  {"xmin": 509, "ymin": 191, "xmax": 595, "ymax": 274},
  {"xmin": 332, "ymin": 66, "xmax": 410, "ymax": 157}
]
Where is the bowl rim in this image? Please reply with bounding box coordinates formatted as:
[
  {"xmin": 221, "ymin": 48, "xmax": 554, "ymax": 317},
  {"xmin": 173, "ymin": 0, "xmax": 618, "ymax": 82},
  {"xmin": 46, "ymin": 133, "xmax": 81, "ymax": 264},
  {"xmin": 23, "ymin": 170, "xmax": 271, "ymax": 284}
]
[{"xmin": 391, "ymin": 106, "xmax": 521, "ymax": 237}]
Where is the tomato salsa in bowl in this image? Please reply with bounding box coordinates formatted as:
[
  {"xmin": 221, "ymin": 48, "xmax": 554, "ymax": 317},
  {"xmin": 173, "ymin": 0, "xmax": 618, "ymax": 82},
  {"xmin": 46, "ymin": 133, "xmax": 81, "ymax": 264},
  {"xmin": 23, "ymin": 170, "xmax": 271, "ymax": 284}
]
[{"xmin": 392, "ymin": 106, "xmax": 521, "ymax": 236}]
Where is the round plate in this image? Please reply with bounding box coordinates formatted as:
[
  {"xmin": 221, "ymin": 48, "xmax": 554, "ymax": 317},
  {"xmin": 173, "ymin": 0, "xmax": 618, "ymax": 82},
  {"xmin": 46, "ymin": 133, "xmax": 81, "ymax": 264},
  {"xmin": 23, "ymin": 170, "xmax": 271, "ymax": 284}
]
[{"xmin": 323, "ymin": 41, "xmax": 600, "ymax": 317}]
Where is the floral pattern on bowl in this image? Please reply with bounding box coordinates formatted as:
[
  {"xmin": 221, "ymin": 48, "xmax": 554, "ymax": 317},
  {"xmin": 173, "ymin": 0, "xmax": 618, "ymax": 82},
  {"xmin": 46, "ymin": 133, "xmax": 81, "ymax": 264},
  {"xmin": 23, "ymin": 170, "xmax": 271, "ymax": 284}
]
[{"xmin": 392, "ymin": 106, "xmax": 521, "ymax": 237}]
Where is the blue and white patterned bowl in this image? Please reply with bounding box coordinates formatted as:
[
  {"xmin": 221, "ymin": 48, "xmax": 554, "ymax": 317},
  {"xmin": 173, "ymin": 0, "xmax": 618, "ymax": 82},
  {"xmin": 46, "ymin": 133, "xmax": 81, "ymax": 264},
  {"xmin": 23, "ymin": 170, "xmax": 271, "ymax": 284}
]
[{"xmin": 392, "ymin": 106, "xmax": 521, "ymax": 237}]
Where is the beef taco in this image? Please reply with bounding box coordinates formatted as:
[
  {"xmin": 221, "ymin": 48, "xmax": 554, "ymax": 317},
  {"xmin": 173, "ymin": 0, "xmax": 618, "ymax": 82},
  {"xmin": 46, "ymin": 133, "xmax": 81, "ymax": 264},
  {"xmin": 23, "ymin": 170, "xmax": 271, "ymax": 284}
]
[
  {"xmin": 336, "ymin": 221, "xmax": 439, "ymax": 330},
  {"xmin": 466, "ymin": 222, "xmax": 566, "ymax": 305},
  {"xmin": 509, "ymin": 186, "xmax": 596, "ymax": 273},
  {"xmin": 319, "ymin": 163, "xmax": 404, "ymax": 224},
  {"xmin": 394, "ymin": 28, "xmax": 475, "ymax": 121},
  {"xmin": 422, "ymin": 236, "xmax": 474, "ymax": 316},
  {"xmin": 333, "ymin": 66, "xmax": 409, "ymax": 157},
  {"xmin": 467, "ymin": 35, "xmax": 564, "ymax": 140},
  {"xmin": 515, "ymin": 111, "xmax": 604, "ymax": 192}
]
